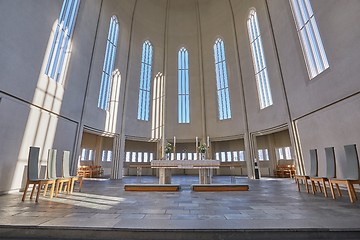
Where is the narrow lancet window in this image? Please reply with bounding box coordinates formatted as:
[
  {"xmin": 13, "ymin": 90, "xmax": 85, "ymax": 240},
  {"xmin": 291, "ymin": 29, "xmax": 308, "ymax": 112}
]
[
  {"xmin": 213, "ymin": 38, "xmax": 231, "ymax": 120},
  {"xmin": 137, "ymin": 40, "xmax": 153, "ymax": 121},
  {"xmin": 290, "ymin": 0, "xmax": 329, "ymax": 79},
  {"xmin": 178, "ymin": 47, "xmax": 190, "ymax": 123},
  {"xmin": 98, "ymin": 16, "xmax": 119, "ymax": 110},
  {"xmin": 247, "ymin": 9, "xmax": 273, "ymax": 109}
]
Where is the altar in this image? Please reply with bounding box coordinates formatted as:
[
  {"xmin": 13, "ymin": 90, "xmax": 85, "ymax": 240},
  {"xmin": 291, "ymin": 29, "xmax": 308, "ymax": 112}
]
[{"xmin": 151, "ymin": 160, "xmax": 220, "ymax": 184}]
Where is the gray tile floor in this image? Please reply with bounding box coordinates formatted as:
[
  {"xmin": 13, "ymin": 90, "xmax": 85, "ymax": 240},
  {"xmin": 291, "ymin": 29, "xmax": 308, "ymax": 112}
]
[{"xmin": 1, "ymin": 176, "xmax": 360, "ymax": 230}]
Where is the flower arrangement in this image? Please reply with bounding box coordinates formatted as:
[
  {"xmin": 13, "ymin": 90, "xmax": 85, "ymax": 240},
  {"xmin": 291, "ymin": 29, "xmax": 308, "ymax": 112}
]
[
  {"xmin": 198, "ymin": 143, "xmax": 207, "ymax": 154},
  {"xmin": 165, "ymin": 143, "xmax": 173, "ymax": 154}
]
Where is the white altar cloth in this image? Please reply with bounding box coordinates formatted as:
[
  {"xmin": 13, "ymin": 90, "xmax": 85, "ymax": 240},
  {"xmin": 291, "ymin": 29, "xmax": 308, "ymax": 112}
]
[{"xmin": 151, "ymin": 160, "xmax": 220, "ymax": 169}]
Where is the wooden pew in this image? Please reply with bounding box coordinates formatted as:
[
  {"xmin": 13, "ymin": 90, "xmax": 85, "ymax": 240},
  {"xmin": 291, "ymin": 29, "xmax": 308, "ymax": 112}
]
[
  {"xmin": 77, "ymin": 165, "xmax": 102, "ymax": 178},
  {"xmin": 274, "ymin": 164, "xmax": 295, "ymax": 178}
]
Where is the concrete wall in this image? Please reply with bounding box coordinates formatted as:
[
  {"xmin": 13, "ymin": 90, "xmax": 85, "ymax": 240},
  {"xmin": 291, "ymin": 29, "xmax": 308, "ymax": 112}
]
[
  {"xmin": 83, "ymin": 0, "xmax": 134, "ymax": 132},
  {"xmin": 165, "ymin": 0, "xmax": 203, "ymax": 140},
  {"xmin": 268, "ymin": 0, "xmax": 360, "ymax": 119},
  {"xmin": 267, "ymin": 0, "xmax": 360, "ymax": 176},
  {"xmin": 199, "ymin": 0, "xmax": 245, "ymax": 138},
  {"xmin": 123, "ymin": 0, "xmax": 167, "ymax": 138},
  {"xmin": 0, "ymin": 0, "xmax": 100, "ymax": 193},
  {"xmin": 296, "ymin": 95, "xmax": 360, "ymax": 178},
  {"xmin": 231, "ymin": 0, "xmax": 289, "ymax": 133}
]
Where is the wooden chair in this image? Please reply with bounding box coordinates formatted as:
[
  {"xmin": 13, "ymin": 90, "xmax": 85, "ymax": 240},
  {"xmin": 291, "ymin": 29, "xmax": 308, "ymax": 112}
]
[
  {"xmin": 328, "ymin": 144, "xmax": 360, "ymax": 203},
  {"xmin": 310, "ymin": 147, "xmax": 336, "ymax": 197},
  {"xmin": 62, "ymin": 150, "xmax": 83, "ymax": 193},
  {"xmin": 294, "ymin": 149, "xmax": 318, "ymax": 193},
  {"xmin": 22, "ymin": 147, "xmax": 56, "ymax": 202},
  {"xmin": 47, "ymin": 149, "xmax": 71, "ymax": 197}
]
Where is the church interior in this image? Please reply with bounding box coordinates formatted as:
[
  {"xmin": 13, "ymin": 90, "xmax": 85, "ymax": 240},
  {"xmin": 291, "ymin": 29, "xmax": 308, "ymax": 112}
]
[{"xmin": 0, "ymin": 0, "xmax": 360, "ymax": 239}]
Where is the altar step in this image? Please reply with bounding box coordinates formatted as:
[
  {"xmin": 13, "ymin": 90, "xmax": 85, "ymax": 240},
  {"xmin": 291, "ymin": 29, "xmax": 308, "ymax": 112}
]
[
  {"xmin": 191, "ymin": 184, "xmax": 249, "ymax": 192},
  {"xmin": 124, "ymin": 184, "xmax": 249, "ymax": 192},
  {"xmin": 124, "ymin": 184, "xmax": 181, "ymax": 191}
]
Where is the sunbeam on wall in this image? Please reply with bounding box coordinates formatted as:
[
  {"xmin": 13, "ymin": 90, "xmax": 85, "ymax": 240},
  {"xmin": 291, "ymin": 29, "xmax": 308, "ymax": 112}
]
[
  {"xmin": 105, "ymin": 69, "xmax": 121, "ymax": 134},
  {"xmin": 11, "ymin": 18, "xmax": 75, "ymax": 190},
  {"xmin": 151, "ymin": 72, "xmax": 165, "ymax": 141}
]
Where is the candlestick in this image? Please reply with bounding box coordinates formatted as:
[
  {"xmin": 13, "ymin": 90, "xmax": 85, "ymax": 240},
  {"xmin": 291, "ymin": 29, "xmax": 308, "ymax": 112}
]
[
  {"xmin": 173, "ymin": 136, "xmax": 176, "ymax": 148},
  {"xmin": 196, "ymin": 136, "xmax": 198, "ymax": 155},
  {"xmin": 207, "ymin": 136, "xmax": 210, "ymax": 147}
]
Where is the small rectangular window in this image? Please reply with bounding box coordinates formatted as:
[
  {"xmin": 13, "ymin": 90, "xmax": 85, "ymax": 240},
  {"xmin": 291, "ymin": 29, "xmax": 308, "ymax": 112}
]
[
  {"xmin": 233, "ymin": 151, "xmax": 238, "ymax": 162},
  {"xmin": 89, "ymin": 150, "xmax": 94, "ymax": 161},
  {"xmin": 143, "ymin": 152, "xmax": 148, "ymax": 162},
  {"xmin": 258, "ymin": 149, "xmax": 264, "ymax": 161},
  {"xmin": 278, "ymin": 148, "xmax": 284, "ymax": 160},
  {"xmin": 285, "ymin": 147, "xmax": 292, "ymax": 160},
  {"xmin": 227, "ymin": 152, "xmax": 232, "ymax": 162},
  {"xmin": 221, "ymin": 152, "xmax": 226, "ymax": 162},
  {"xmin": 131, "ymin": 152, "xmax": 136, "ymax": 162},
  {"xmin": 125, "ymin": 152, "xmax": 131, "ymax": 162},
  {"xmin": 258, "ymin": 149, "xmax": 269, "ymax": 161},
  {"xmin": 239, "ymin": 151, "xmax": 245, "ymax": 161},
  {"xmin": 81, "ymin": 149, "xmax": 87, "ymax": 161}
]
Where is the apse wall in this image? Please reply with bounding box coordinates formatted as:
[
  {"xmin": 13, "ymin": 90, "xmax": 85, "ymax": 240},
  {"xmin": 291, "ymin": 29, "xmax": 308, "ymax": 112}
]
[
  {"xmin": 231, "ymin": 0, "xmax": 289, "ymax": 133},
  {"xmin": 165, "ymin": 0, "xmax": 203, "ymax": 140},
  {"xmin": 0, "ymin": 0, "xmax": 100, "ymax": 192},
  {"xmin": 198, "ymin": 0, "xmax": 246, "ymax": 138},
  {"xmin": 82, "ymin": 0, "xmax": 134, "ymax": 132},
  {"xmin": 267, "ymin": 0, "xmax": 360, "ymax": 175},
  {"xmin": 123, "ymin": 0, "xmax": 167, "ymax": 139},
  {"xmin": 123, "ymin": 0, "xmax": 249, "ymax": 141}
]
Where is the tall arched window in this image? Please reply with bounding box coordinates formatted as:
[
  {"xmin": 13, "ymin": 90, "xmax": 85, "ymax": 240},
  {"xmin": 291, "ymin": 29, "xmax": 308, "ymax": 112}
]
[
  {"xmin": 137, "ymin": 40, "xmax": 153, "ymax": 121},
  {"xmin": 45, "ymin": 0, "xmax": 80, "ymax": 83},
  {"xmin": 290, "ymin": 0, "xmax": 329, "ymax": 79},
  {"xmin": 247, "ymin": 9, "xmax": 273, "ymax": 109},
  {"xmin": 214, "ymin": 38, "xmax": 231, "ymax": 120},
  {"xmin": 178, "ymin": 47, "xmax": 190, "ymax": 123},
  {"xmin": 98, "ymin": 16, "xmax": 119, "ymax": 110}
]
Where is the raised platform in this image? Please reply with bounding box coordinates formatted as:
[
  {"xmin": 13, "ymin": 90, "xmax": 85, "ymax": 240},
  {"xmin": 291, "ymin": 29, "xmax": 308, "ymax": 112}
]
[
  {"xmin": 124, "ymin": 184, "xmax": 181, "ymax": 192},
  {"xmin": 191, "ymin": 184, "xmax": 249, "ymax": 192},
  {"xmin": 1, "ymin": 176, "xmax": 360, "ymax": 240}
]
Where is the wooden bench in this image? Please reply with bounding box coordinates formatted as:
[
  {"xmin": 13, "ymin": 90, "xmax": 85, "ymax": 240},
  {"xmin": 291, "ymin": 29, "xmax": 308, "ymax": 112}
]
[
  {"xmin": 274, "ymin": 164, "xmax": 295, "ymax": 178},
  {"xmin": 191, "ymin": 184, "xmax": 249, "ymax": 192},
  {"xmin": 77, "ymin": 166, "xmax": 102, "ymax": 178},
  {"xmin": 124, "ymin": 184, "xmax": 181, "ymax": 192}
]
